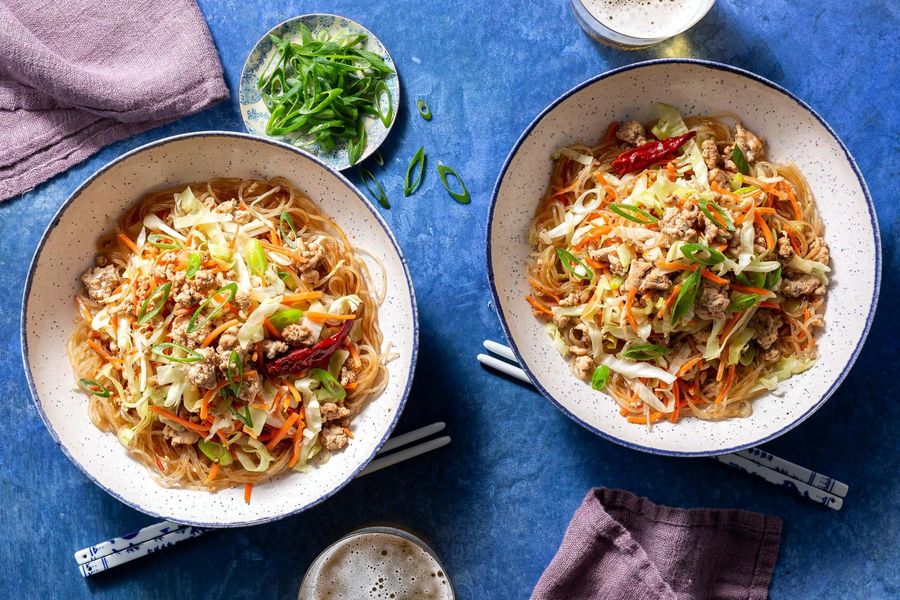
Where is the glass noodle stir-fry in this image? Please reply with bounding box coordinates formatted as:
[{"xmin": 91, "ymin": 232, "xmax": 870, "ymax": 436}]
[
  {"xmin": 69, "ymin": 178, "xmax": 388, "ymax": 499},
  {"xmin": 527, "ymin": 105, "xmax": 830, "ymax": 427}
]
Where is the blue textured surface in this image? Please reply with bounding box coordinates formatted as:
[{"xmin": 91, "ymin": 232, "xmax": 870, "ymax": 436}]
[{"xmin": 0, "ymin": 1, "xmax": 897, "ymax": 598}]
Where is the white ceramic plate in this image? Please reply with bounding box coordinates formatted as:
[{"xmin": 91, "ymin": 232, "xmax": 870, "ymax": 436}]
[
  {"xmin": 487, "ymin": 59, "xmax": 880, "ymax": 456},
  {"xmin": 238, "ymin": 14, "xmax": 399, "ymax": 171},
  {"xmin": 22, "ymin": 132, "xmax": 418, "ymax": 526}
]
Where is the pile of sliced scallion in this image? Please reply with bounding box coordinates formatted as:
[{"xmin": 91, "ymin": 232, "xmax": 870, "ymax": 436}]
[{"xmin": 257, "ymin": 24, "xmax": 395, "ymax": 166}]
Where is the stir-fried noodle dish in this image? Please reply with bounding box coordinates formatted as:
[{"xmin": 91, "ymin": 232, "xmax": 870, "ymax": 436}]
[
  {"xmin": 527, "ymin": 105, "xmax": 830, "ymax": 427},
  {"xmin": 70, "ymin": 177, "xmax": 387, "ymax": 492}
]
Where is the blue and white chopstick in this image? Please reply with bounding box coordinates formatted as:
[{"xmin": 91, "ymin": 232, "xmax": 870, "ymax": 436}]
[
  {"xmin": 478, "ymin": 340, "xmax": 848, "ymax": 511},
  {"xmin": 75, "ymin": 423, "xmax": 450, "ymax": 577}
]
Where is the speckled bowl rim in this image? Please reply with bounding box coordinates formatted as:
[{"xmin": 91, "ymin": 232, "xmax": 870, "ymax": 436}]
[
  {"xmin": 237, "ymin": 13, "xmax": 400, "ymax": 170},
  {"xmin": 20, "ymin": 131, "xmax": 419, "ymax": 527},
  {"xmin": 485, "ymin": 58, "xmax": 882, "ymax": 457}
]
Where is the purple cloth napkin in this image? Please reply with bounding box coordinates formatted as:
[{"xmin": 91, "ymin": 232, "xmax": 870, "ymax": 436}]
[
  {"xmin": 0, "ymin": 0, "xmax": 228, "ymax": 201},
  {"xmin": 532, "ymin": 488, "xmax": 782, "ymax": 600}
]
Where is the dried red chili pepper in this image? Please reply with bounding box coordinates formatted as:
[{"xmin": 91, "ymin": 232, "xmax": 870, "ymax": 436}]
[
  {"xmin": 611, "ymin": 131, "xmax": 696, "ymax": 175},
  {"xmin": 264, "ymin": 320, "xmax": 354, "ymax": 377}
]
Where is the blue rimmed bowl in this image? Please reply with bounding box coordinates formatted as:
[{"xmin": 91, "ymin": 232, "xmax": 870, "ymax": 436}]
[
  {"xmin": 487, "ymin": 59, "xmax": 880, "ymax": 456},
  {"xmin": 239, "ymin": 14, "xmax": 399, "ymax": 171},
  {"xmin": 22, "ymin": 132, "xmax": 418, "ymax": 526}
]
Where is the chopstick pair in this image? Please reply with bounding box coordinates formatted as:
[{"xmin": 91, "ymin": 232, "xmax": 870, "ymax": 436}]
[
  {"xmin": 75, "ymin": 422, "xmax": 450, "ymax": 577},
  {"xmin": 478, "ymin": 340, "xmax": 848, "ymax": 511}
]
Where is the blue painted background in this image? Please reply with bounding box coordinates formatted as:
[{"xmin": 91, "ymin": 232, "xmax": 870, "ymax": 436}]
[{"xmin": 1, "ymin": 1, "xmax": 897, "ymax": 598}]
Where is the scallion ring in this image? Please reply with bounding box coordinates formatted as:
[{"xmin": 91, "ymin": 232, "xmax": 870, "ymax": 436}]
[
  {"xmin": 359, "ymin": 167, "xmax": 390, "ymax": 209},
  {"xmin": 79, "ymin": 378, "xmax": 111, "ymax": 398},
  {"xmin": 269, "ymin": 308, "xmax": 303, "ymax": 329},
  {"xmin": 591, "ymin": 365, "xmax": 611, "ymax": 390},
  {"xmin": 404, "ymin": 146, "xmax": 426, "ymax": 197},
  {"xmin": 416, "ymin": 98, "xmax": 432, "ymax": 121},
  {"xmin": 437, "ymin": 163, "xmax": 470, "ymax": 204},
  {"xmin": 698, "ymin": 199, "xmax": 735, "ymax": 231},
  {"xmin": 373, "ymin": 150, "xmax": 384, "ymax": 166},
  {"xmin": 671, "ymin": 268, "xmax": 701, "ymax": 324},
  {"xmin": 765, "ymin": 265, "xmax": 782, "ymax": 289},
  {"xmin": 311, "ymin": 368, "xmax": 346, "ymax": 401},
  {"xmin": 728, "ymin": 292, "xmax": 760, "ymax": 313},
  {"xmin": 731, "ymin": 144, "xmax": 750, "ymax": 175},
  {"xmin": 555, "ymin": 247, "xmax": 594, "ymax": 280},
  {"xmin": 680, "ymin": 242, "xmax": 726, "ymax": 266},
  {"xmin": 230, "ymin": 405, "xmax": 254, "ymax": 428},
  {"xmin": 247, "ymin": 238, "xmax": 268, "ymax": 277},
  {"xmin": 374, "ymin": 79, "xmax": 393, "ymax": 127},
  {"xmin": 607, "ymin": 203, "xmax": 657, "ymax": 225},
  {"xmin": 151, "ymin": 342, "xmax": 205, "ymax": 364},
  {"xmin": 147, "ymin": 233, "xmax": 182, "ymax": 250},
  {"xmin": 621, "ymin": 344, "xmax": 672, "ymax": 361},
  {"xmin": 225, "ymin": 349, "xmax": 244, "ymax": 397},
  {"xmin": 185, "ymin": 252, "xmax": 201, "ymax": 279},
  {"xmin": 186, "ymin": 283, "xmax": 237, "ymax": 334},
  {"xmin": 137, "ymin": 282, "xmax": 172, "ymax": 325},
  {"xmin": 279, "ymin": 211, "xmax": 297, "ymax": 246}
]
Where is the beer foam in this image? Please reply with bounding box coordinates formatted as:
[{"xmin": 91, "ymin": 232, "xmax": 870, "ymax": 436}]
[
  {"xmin": 580, "ymin": 0, "xmax": 707, "ymax": 39},
  {"xmin": 299, "ymin": 532, "xmax": 452, "ymax": 600}
]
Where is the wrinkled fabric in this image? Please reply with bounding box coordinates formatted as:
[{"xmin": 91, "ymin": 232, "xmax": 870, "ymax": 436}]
[
  {"xmin": 0, "ymin": 0, "xmax": 228, "ymax": 200},
  {"xmin": 532, "ymin": 488, "xmax": 782, "ymax": 600}
]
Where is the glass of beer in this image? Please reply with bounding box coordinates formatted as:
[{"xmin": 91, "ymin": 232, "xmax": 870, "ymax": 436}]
[
  {"xmin": 298, "ymin": 526, "xmax": 455, "ymax": 600},
  {"xmin": 571, "ymin": 0, "xmax": 716, "ymax": 48}
]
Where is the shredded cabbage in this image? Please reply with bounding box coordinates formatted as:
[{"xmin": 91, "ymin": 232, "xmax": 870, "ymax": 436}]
[
  {"xmin": 553, "ymin": 147, "xmax": 594, "ymax": 165},
  {"xmin": 727, "ymin": 328, "xmax": 756, "ymax": 365},
  {"xmin": 293, "ymin": 395, "xmax": 324, "ymax": 472},
  {"xmin": 546, "ymin": 323, "xmax": 569, "ymax": 357},
  {"xmin": 143, "ymin": 214, "xmax": 187, "ymax": 242},
  {"xmin": 632, "ymin": 379, "xmax": 674, "ymax": 413},
  {"xmin": 235, "ymin": 437, "xmax": 274, "ymax": 472},
  {"xmin": 788, "ymin": 255, "xmax": 831, "ymax": 284},
  {"xmin": 601, "ymin": 355, "xmax": 676, "ymax": 385},
  {"xmin": 752, "ymin": 357, "xmax": 815, "ymax": 393},
  {"xmin": 237, "ymin": 295, "xmax": 283, "ymax": 349}
]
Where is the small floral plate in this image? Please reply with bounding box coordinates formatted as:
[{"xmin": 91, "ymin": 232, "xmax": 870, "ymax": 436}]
[{"xmin": 239, "ymin": 14, "xmax": 400, "ymax": 171}]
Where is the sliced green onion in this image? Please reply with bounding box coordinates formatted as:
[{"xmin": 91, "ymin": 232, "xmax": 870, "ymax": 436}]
[
  {"xmin": 277, "ymin": 269, "xmax": 298, "ymax": 291},
  {"xmin": 311, "ymin": 367, "xmax": 346, "ymax": 401},
  {"xmin": 437, "ymin": 163, "xmax": 470, "ymax": 204},
  {"xmin": 699, "ymin": 199, "xmax": 735, "ymax": 231},
  {"xmin": 79, "ymin": 378, "xmax": 111, "ymax": 398},
  {"xmin": 269, "ymin": 308, "xmax": 303, "ymax": 329},
  {"xmin": 187, "ymin": 283, "xmax": 237, "ymax": 334},
  {"xmin": 680, "ymin": 242, "xmax": 726, "ymax": 266},
  {"xmin": 374, "ymin": 80, "xmax": 393, "ymax": 127},
  {"xmin": 147, "ymin": 233, "xmax": 182, "ymax": 250},
  {"xmin": 359, "ymin": 167, "xmax": 390, "ymax": 209},
  {"xmin": 247, "ymin": 238, "xmax": 268, "ymax": 277},
  {"xmin": 739, "ymin": 345, "xmax": 756, "ymax": 366},
  {"xmin": 737, "ymin": 271, "xmax": 766, "ymax": 288},
  {"xmin": 225, "ymin": 349, "xmax": 244, "ymax": 397},
  {"xmin": 555, "ymin": 247, "xmax": 593, "ymax": 281},
  {"xmin": 279, "ymin": 211, "xmax": 297, "ymax": 246},
  {"xmin": 728, "ymin": 292, "xmax": 760, "ymax": 313},
  {"xmin": 591, "ymin": 365, "xmax": 611, "ymax": 390},
  {"xmin": 732, "ymin": 144, "xmax": 750, "ymax": 175},
  {"xmin": 137, "ymin": 282, "xmax": 172, "ymax": 325},
  {"xmin": 230, "ymin": 405, "xmax": 254, "ymax": 428},
  {"xmin": 151, "ymin": 342, "xmax": 204, "ymax": 364},
  {"xmin": 404, "ymin": 146, "xmax": 426, "ymax": 197},
  {"xmin": 373, "ymin": 150, "xmax": 384, "ymax": 166},
  {"xmin": 607, "ymin": 203, "xmax": 657, "ymax": 224},
  {"xmin": 198, "ymin": 440, "xmax": 233, "ymax": 465},
  {"xmin": 416, "ymin": 98, "xmax": 432, "ymax": 121},
  {"xmin": 621, "ymin": 344, "xmax": 672, "ymax": 361},
  {"xmin": 730, "ymin": 172, "xmax": 743, "ymax": 191},
  {"xmin": 347, "ymin": 118, "xmax": 367, "ymax": 167},
  {"xmin": 765, "ymin": 265, "xmax": 782, "ymax": 290},
  {"xmin": 671, "ymin": 268, "xmax": 701, "ymax": 323},
  {"xmin": 185, "ymin": 252, "xmax": 201, "ymax": 279},
  {"xmin": 733, "ymin": 186, "xmax": 758, "ymax": 195}
]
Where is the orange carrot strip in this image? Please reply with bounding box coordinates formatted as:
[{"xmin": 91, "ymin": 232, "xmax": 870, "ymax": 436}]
[
  {"xmin": 148, "ymin": 405, "xmax": 210, "ymax": 433},
  {"xmin": 281, "ymin": 291, "xmax": 324, "ymax": 304},
  {"xmin": 677, "ymin": 356, "xmax": 704, "ymax": 377},
  {"xmin": 86, "ymin": 339, "xmax": 122, "ymax": 370},
  {"xmin": 528, "ymin": 277, "xmax": 561, "ymax": 302},
  {"xmin": 781, "ymin": 182, "xmax": 803, "ymax": 220},
  {"xmin": 759, "ymin": 301, "xmax": 781, "ymax": 311},
  {"xmin": 715, "ymin": 365, "xmax": 737, "ymax": 404},
  {"xmin": 288, "ymin": 420, "xmax": 305, "ymax": 468},
  {"xmin": 701, "ymin": 269, "xmax": 729, "ymax": 285},
  {"xmin": 263, "ymin": 318, "xmax": 281, "ymax": 338},
  {"xmin": 244, "ymin": 482, "xmax": 253, "ymax": 504},
  {"xmin": 655, "ymin": 260, "xmax": 696, "ymax": 272},
  {"xmin": 200, "ymin": 385, "xmax": 221, "ymax": 420},
  {"xmin": 627, "ymin": 411, "xmax": 664, "ymax": 424},
  {"xmin": 729, "ymin": 283, "xmax": 773, "ymax": 296},
  {"xmin": 117, "ymin": 232, "xmax": 139, "ymax": 254},
  {"xmin": 266, "ymin": 413, "xmax": 300, "ymax": 450},
  {"xmin": 200, "ymin": 318, "xmax": 241, "ymax": 348},
  {"xmin": 304, "ymin": 311, "xmax": 356, "ymax": 322},
  {"xmin": 720, "ymin": 311, "xmax": 743, "ymax": 342},
  {"xmin": 625, "ymin": 287, "xmax": 639, "ymax": 330},
  {"xmin": 657, "ymin": 284, "xmax": 682, "ymax": 319},
  {"xmin": 716, "ymin": 354, "xmax": 727, "ymax": 382},
  {"xmin": 525, "ymin": 295, "xmax": 553, "ymax": 316},
  {"xmin": 205, "ymin": 463, "xmax": 220, "ymax": 485},
  {"xmin": 754, "ymin": 213, "xmax": 774, "ymax": 252},
  {"xmin": 670, "ymin": 381, "xmax": 681, "ymax": 423}
]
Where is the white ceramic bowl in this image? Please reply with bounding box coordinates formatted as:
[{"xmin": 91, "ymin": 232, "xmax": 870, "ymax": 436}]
[
  {"xmin": 487, "ymin": 59, "xmax": 881, "ymax": 456},
  {"xmin": 22, "ymin": 132, "xmax": 418, "ymax": 526}
]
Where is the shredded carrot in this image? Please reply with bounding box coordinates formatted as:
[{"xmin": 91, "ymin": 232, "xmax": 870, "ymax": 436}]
[
  {"xmin": 785, "ymin": 227, "xmax": 803, "ymax": 255},
  {"xmin": 573, "ymin": 225, "xmax": 613, "ymax": 250},
  {"xmin": 86, "ymin": 339, "xmax": 122, "ymax": 370},
  {"xmin": 285, "ymin": 381, "xmax": 303, "ymax": 408},
  {"xmin": 729, "ymin": 283, "xmax": 772, "ymax": 296},
  {"xmin": 715, "ymin": 365, "xmax": 737, "ymax": 404},
  {"xmin": 528, "ymin": 276, "xmax": 561, "ymax": 302},
  {"xmin": 553, "ymin": 181, "xmax": 580, "ymax": 198},
  {"xmin": 700, "ymin": 269, "xmax": 729, "ymax": 285},
  {"xmin": 205, "ymin": 463, "xmax": 220, "ymax": 485},
  {"xmin": 263, "ymin": 318, "xmax": 281, "ymax": 338},
  {"xmin": 759, "ymin": 301, "xmax": 781, "ymax": 311},
  {"xmin": 75, "ymin": 297, "xmax": 93, "ymax": 323},
  {"xmin": 342, "ymin": 427, "xmax": 354, "ymax": 439},
  {"xmin": 625, "ymin": 286, "xmax": 639, "ymax": 330},
  {"xmin": 666, "ymin": 161, "xmax": 677, "ymax": 181},
  {"xmin": 200, "ymin": 385, "xmax": 221, "ymax": 420},
  {"xmin": 281, "ymin": 291, "xmax": 324, "ymax": 304},
  {"xmin": 344, "ymin": 382, "xmax": 358, "ymax": 391},
  {"xmin": 781, "ymin": 181, "xmax": 803, "ymax": 220},
  {"xmin": 619, "ymin": 407, "xmax": 628, "ymax": 416},
  {"xmin": 755, "ymin": 207, "xmax": 777, "ymax": 216},
  {"xmin": 347, "ymin": 342, "xmax": 362, "ymax": 368},
  {"xmin": 655, "ymin": 260, "xmax": 696, "ymax": 272},
  {"xmin": 657, "ymin": 284, "xmax": 682, "ymax": 319},
  {"xmin": 288, "ymin": 420, "xmax": 304, "ymax": 468},
  {"xmin": 584, "ymin": 256, "xmax": 604, "ymax": 269},
  {"xmin": 670, "ymin": 381, "xmax": 681, "ymax": 423},
  {"xmin": 720, "ymin": 312, "xmax": 742, "ymax": 342},
  {"xmin": 716, "ymin": 354, "xmax": 727, "ymax": 382},
  {"xmin": 266, "ymin": 413, "xmax": 300, "ymax": 450},
  {"xmin": 148, "ymin": 405, "xmax": 210, "ymax": 433},
  {"xmin": 304, "ymin": 311, "xmax": 356, "ymax": 322},
  {"xmin": 117, "ymin": 232, "xmax": 139, "ymax": 254},
  {"xmin": 526, "ymin": 295, "xmax": 553, "ymax": 316},
  {"xmin": 628, "ymin": 411, "xmax": 663, "ymax": 424},
  {"xmin": 244, "ymin": 482, "xmax": 253, "ymax": 504},
  {"xmin": 754, "ymin": 213, "xmax": 774, "ymax": 252},
  {"xmin": 742, "ymin": 176, "xmax": 788, "ymax": 199},
  {"xmin": 677, "ymin": 356, "xmax": 704, "ymax": 377},
  {"xmin": 734, "ymin": 199, "xmax": 755, "ymax": 226},
  {"xmin": 200, "ymin": 318, "xmax": 241, "ymax": 348}
]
